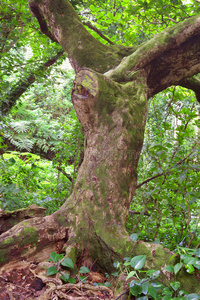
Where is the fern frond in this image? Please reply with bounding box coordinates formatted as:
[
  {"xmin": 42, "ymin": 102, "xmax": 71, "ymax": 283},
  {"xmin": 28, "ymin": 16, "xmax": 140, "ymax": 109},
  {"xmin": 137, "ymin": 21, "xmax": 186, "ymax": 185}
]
[{"xmin": 10, "ymin": 121, "xmax": 31, "ymax": 133}]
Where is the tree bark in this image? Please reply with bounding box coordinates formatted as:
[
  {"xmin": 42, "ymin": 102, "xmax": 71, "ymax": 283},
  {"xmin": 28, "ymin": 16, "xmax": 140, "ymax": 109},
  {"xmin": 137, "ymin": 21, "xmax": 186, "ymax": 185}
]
[{"xmin": 0, "ymin": 0, "xmax": 200, "ymax": 294}]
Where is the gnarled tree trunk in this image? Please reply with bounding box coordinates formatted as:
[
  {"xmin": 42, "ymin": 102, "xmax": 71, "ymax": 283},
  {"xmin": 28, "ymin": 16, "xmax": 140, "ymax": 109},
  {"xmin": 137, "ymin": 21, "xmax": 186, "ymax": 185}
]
[{"xmin": 0, "ymin": 0, "xmax": 200, "ymax": 294}]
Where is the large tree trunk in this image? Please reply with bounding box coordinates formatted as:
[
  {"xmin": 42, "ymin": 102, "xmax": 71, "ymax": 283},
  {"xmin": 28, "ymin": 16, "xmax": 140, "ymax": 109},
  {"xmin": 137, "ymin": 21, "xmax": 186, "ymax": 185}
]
[
  {"xmin": 60, "ymin": 69, "xmax": 148, "ymax": 267},
  {"xmin": 0, "ymin": 69, "xmax": 199, "ymax": 293}
]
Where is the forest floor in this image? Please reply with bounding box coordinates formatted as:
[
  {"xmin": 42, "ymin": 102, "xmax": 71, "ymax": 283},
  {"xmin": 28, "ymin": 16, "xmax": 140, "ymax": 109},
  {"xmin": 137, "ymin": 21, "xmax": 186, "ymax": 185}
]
[{"xmin": 0, "ymin": 260, "xmax": 116, "ymax": 300}]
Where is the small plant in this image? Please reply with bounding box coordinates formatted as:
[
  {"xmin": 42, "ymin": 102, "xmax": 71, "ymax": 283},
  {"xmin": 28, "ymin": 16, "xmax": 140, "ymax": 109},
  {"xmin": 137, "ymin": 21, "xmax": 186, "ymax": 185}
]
[
  {"xmin": 114, "ymin": 250, "xmax": 200, "ymax": 299},
  {"xmin": 46, "ymin": 252, "xmax": 90, "ymax": 284}
]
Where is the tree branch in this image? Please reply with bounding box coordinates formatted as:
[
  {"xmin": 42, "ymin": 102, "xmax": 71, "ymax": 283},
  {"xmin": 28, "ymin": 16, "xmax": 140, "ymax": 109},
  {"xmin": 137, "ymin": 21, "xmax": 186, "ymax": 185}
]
[
  {"xmin": 82, "ymin": 21, "xmax": 115, "ymax": 45},
  {"xmin": 27, "ymin": 0, "xmax": 134, "ymax": 73},
  {"xmin": 178, "ymin": 76, "xmax": 200, "ymax": 103},
  {"xmin": 29, "ymin": 2, "xmax": 58, "ymax": 43},
  {"xmin": 106, "ymin": 14, "xmax": 200, "ymax": 96},
  {"xmin": 56, "ymin": 166, "xmax": 73, "ymax": 182},
  {"xmin": 136, "ymin": 150, "xmax": 196, "ymax": 189},
  {"xmin": 1, "ymin": 50, "xmax": 64, "ymax": 114}
]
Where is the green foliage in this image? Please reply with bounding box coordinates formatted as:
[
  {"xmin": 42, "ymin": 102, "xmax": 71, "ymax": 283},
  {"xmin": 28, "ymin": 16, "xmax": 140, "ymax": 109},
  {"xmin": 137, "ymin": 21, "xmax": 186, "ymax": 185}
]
[
  {"xmin": 79, "ymin": 0, "xmax": 199, "ymax": 46},
  {"xmin": 114, "ymin": 248, "xmax": 200, "ymax": 299},
  {"xmin": 46, "ymin": 252, "xmax": 91, "ymax": 285},
  {"xmin": 127, "ymin": 87, "xmax": 200, "ymax": 250}
]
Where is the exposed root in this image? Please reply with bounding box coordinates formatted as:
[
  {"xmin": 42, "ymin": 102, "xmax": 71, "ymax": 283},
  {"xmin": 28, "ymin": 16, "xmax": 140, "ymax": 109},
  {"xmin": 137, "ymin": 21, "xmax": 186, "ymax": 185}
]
[{"xmin": 31, "ymin": 280, "xmax": 113, "ymax": 300}]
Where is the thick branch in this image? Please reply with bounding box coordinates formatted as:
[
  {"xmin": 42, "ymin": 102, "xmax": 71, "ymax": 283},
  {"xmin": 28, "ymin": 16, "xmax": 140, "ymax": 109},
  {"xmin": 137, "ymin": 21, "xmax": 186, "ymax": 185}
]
[
  {"xmin": 1, "ymin": 50, "xmax": 64, "ymax": 114},
  {"xmin": 106, "ymin": 15, "xmax": 200, "ymax": 97},
  {"xmin": 29, "ymin": 2, "xmax": 58, "ymax": 43},
  {"xmin": 178, "ymin": 76, "xmax": 200, "ymax": 103},
  {"xmin": 27, "ymin": 0, "xmax": 135, "ymax": 73}
]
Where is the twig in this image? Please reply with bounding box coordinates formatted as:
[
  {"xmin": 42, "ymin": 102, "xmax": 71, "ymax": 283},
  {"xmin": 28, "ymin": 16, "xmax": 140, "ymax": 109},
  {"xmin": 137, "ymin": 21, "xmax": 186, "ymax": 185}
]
[
  {"xmin": 56, "ymin": 166, "xmax": 72, "ymax": 182},
  {"xmin": 114, "ymin": 289, "xmax": 129, "ymax": 300},
  {"xmin": 83, "ymin": 21, "xmax": 114, "ymax": 45},
  {"xmin": 136, "ymin": 150, "xmax": 195, "ymax": 189}
]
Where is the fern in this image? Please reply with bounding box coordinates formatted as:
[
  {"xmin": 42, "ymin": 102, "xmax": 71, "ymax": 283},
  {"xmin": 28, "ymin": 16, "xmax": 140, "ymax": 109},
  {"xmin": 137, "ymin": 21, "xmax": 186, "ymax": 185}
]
[{"xmin": 10, "ymin": 121, "xmax": 31, "ymax": 133}]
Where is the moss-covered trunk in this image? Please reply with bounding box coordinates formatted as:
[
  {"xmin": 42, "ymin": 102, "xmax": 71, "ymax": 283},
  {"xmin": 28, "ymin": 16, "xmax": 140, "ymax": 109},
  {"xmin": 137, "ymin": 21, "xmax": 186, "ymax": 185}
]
[{"xmin": 56, "ymin": 69, "xmax": 148, "ymax": 269}]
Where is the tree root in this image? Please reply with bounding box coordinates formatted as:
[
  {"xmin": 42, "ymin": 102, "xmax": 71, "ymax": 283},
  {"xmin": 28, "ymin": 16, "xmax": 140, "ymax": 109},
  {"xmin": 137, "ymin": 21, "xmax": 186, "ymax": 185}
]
[{"xmin": 30, "ymin": 280, "xmax": 113, "ymax": 300}]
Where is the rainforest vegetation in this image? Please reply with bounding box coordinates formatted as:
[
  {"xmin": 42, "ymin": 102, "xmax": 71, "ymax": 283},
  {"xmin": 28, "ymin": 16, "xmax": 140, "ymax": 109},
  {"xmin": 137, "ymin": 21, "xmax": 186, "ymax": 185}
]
[{"xmin": 0, "ymin": 0, "xmax": 200, "ymax": 298}]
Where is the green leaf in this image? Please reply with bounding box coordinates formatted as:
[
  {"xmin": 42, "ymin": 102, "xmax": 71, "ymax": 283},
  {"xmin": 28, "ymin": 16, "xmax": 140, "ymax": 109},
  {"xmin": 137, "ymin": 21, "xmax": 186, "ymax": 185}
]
[
  {"xmin": 186, "ymin": 264, "xmax": 195, "ymax": 274},
  {"xmin": 170, "ymin": 281, "xmax": 180, "ymax": 291},
  {"xmin": 79, "ymin": 276, "xmax": 87, "ymax": 283},
  {"xmin": 126, "ymin": 270, "xmax": 136, "ymax": 280},
  {"xmin": 130, "ymin": 255, "xmax": 146, "ymax": 270},
  {"xmin": 130, "ymin": 282, "xmax": 142, "ymax": 296},
  {"xmin": 79, "ymin": 266, "xmax": 90, "ymax": 273},
  {"xmin": 61, "ymin": 258, "xmax": 74, "ymax": 269},
  {"xmin": 141, "ymin": 280, "xmax": 149, "ymax": 294},
  {"xmin": 162, "ymin": 296, "xmax": 172, "ymax": 300},
  {"xmin": 60, "ymin": 273, "xmax": 70, "ymax": 282},
  {"xmin": 184, "ymin": 256, "xmax": 197, "ymax": 265},
  {"xmin": 107, "ymin": 12, "xmax": 113, "ymax": 19},
  {"xmin": 47, "ymin": 266, "xmax": 59, "ymax": 276},
  {"xmin": 185, "ymin": 294, "xmax": 200, "ymax": 300},
  {"xmin": 111, "ymin": 272, "xmax": 119, "ymax": 277},
  {"xmin": 148, "ymin": 285, "xmax": 158, "ymax": 299},
  {"xmin": 163, "ymin": 265, "xmax": 174, "ymax": 272},
  {"xmin": 104, "ymin": 282, "xmax": 111, "ymax": 287},
  {"xmin": 68, "ymin": 277, "xmax": 76, "ymax": 284},
  {"xmin": 130, "ymin": 233, "xmax": 139, "ymax": 241},
  {"xmin": 50, "ymin": 252, "xmax": 61, "ymax": 263},
  {"xmin": 174, "ymin": 262, "xmax": 183, "ymax": 275}
]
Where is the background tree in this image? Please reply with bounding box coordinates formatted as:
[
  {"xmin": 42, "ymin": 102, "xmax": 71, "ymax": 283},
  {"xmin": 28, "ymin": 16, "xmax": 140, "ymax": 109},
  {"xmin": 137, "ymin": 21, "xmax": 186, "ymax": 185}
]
[{"xmin": 0, "ymin": 0, "xmax": 200, "ymax": 295}]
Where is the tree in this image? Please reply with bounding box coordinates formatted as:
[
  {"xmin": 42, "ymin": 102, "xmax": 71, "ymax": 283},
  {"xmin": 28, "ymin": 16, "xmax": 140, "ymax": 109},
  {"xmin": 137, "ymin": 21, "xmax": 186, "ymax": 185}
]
[{"xmin": 0, "ymin": 0, "xmax": 200, "ymax": 293}]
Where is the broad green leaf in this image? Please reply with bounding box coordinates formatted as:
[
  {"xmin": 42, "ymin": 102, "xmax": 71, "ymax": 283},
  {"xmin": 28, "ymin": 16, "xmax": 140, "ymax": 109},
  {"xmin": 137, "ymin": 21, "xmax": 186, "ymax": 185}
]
[
  {"xmin": 47, "ymin": 266, "xmax": 59, "ymax": 276},
  {"xmin": 141, "ymin": 280, "xmax": 149, "ymax": 294},
  {"xmin": 163, "ymin": 265, "xmax": 174, "ymax": 272},
  {"xmin": 170, "ymin": 281, "xmax": 180, "ymax": 291},
  {"xmin": 184, "ymin": 256, "xmax": 197, "ymax": 265},
  {"xmin": 174, "ymin": 262, "xmax": 183, "ymax": 275},
  {"xmin": 111, "ymin": 272, "xmax": 119, "ymax": 277},
  {"xmin": 194, "ymin": 260, "xmax": 200, "ymax": 270},
  {"xmin": 50, "ymin": 252, "xmax": 61, "ymax": 263},
  {"xmin": 61, "ymin": 258, "xmax": 74, "ymax": 269},
  {"xmin": 148, "ymin": 285, "xmax": 158, "ymax": 299},
  {"xmin": 185, "ymin": 294, "xmax": 200, "ymax": 300},
  {"xmin": 130, "ymin": 255, "xmax": 146, "ymax": 270},
  {"xmin": 129, "ymin": 283, "xmax": 142, "ymax": 296},
  {"xmin": 79, "ymin": 266, "xmax": 90, "ymax": 273},
  {"xmin": 162, "ymin": 296, "xmax": 172, "ymax": 300}
]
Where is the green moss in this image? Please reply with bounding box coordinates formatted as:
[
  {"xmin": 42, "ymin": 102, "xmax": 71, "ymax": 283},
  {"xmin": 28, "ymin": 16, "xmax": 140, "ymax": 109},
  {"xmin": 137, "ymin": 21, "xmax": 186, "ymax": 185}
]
[
  {"xmin": 54, "ymin": 211, "xmax": 68, "ymax": 227},
  {"xmin": 19, "ymin": 227, "xmax": 38, "ymax": 247},
  {"xmin": 0, "ymin": 249, "xmax": 9, "ymax": 264},
  {"xmin": 1, "ymin": 236, "xmax": 15, "ymax": 247}
]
